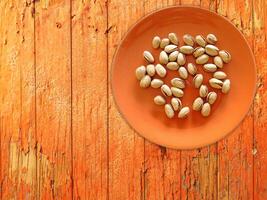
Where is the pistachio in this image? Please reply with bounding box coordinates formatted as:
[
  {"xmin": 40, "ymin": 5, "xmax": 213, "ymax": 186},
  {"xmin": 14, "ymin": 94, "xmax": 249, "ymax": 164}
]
[
  {"xmin": 159, "ymin": 51, "xmax": 169, "ymax": 65},
  {"xmin": 193, "ymin": 47, "xmax": 205, "ymax": 58},
  {"xmin": 178, "ymin": 67, "xmax": 188, "ymax": 79},
  {"xmin": 154, "ymin": 95, "xmax": 166, "ymax": 105},
  {"xmin": 143, "ymin": 50, "xmax": 154, "ymax": 63},
  {"xmin": 169, "ymin": 51, "xmax": 179, "ymax": 61},
  {"xmin": 205, "ymin": 44, "xmax": 219, "ymax": 56},
  {"xmin": 160, "ymin": 38, "xmax": 170, "ymax": 49},
  {"xmin": 155, "ymin": 64, "xmax": 167, "ymax": 78},
  {"xmin": 195, "ymin": 35, "xmax": 207, "ymax": 47},
  {"xmin": 199, "ymin": 85, "xmax": 209, "ymax": 97},
  {"xmin": 177, "ymin": 52, "xmax": 186, "ymax": 65},
  {"xmin": 166, "ymin": 62, "xmax": 179, "ymax": 70},
  {"xmin": 214, "ymin": 56, "xmax": 224, "ymax": 68},
  {"xmin": 222, "ymin": 79, "xmax": 231, "ymax": 94},
  {"xmin": 135, "ymin": 65, "xmax": 146, "ymax": 80},
  {"xmin": 183, "ymin": 34, "xmax": 194, "ymax": 46},
  {"xmin": 206, "ymin": 92, "xmax": 217, "ymax": 105},
  {"xmin": 164, "ymin": 44, "xmax": 178, "ymax": 53},
  {"xmin": 206, "ymin": 33, "xmax": 218, "ymax": 44},
  {"xmin": 192, "ymin": 97, "xmax": 204, "ymax": 111},
  {"xmin": 213, "ymin": 71, "xmax": 227, "ymax": 79},
  {"xmin": 140, "ymin": 75, "xmax": 151, "ymax": 88},
  {"xmin": 161, "ymin": 84, "xmax": 172, "ymax": 97},
  {"xmin": 201, "ymin": 103, "xmax": 211, "ymax": 117},
  {"xmin": 152, "ymin": 36, "xmax": 161, "ymax": 49},
  {"xmin": 171, "ymin": 97, "xmax": 182, "ymax": 111},
  {"xmin": 187, "ymin": 63, "xmax": 197, "ymax": 76},
  {"xmin": 146, "ymin": 64, "xmax": 155, "ymax": 76},
  {"xmin": 209, "ymin": 78, "xmax": 223, "ymax": 89},
  {"xmin": 168, "ymin": 33, "xmax": 179, "ymax": 45},
  {"xmin": 178, "ymin": 107, "xmax": 190, "ymax": 118},
  {"xmin": 179, "ymin": 45, "xmax": 194, "ymax": 54},
  {"xmin": 151, "ymin": 79, "xmax": 164, "ymax": 88},
  {"xmin": 203, "ymin": 63, "xmax": 217, "ymax": 72},
  {"xmin": 219, "ymin": 50, "xmax": 231, "ymax": 63},
  {"xmin": 165, "ymin": 104, "xmax": 175, "ymax": 118},
  {"xmin": 196, "ymin": 54, "xmax": 209, "ymax": 64},
  {"xmin": 193, "ymin": 74, "xmax": 204, "ymax": 88},
  {"xmin": 171, "ymin": 78, "xmax": 185, "ymax": 89},
  {"xmin": 171, "ymin": 87, "xmax": 184, "ymax": 98}
]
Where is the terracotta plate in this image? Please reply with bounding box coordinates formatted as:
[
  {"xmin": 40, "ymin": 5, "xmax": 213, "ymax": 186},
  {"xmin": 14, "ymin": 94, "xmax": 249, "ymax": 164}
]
[{"xmin": 111, "ymin": 6, "xmax": 256, "ymax": 149}]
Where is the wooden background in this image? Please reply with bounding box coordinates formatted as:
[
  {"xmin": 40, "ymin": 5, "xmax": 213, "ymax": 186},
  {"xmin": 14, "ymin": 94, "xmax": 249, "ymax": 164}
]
[{"xmin": 0, "ymin": 0, "xmax": 266, "ymax": 199}]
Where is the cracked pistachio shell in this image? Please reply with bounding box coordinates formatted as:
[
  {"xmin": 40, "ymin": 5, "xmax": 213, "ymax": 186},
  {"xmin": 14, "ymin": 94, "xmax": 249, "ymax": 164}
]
[
  {"xmin": 222, "ymin": 79, "xmax": 231, "ymax": 94},
  {"xmin": 169, "ymin": 51, "xmax": 179, "ymax": 61},
  {"xmin": 140, "ymin": 75, "xmax": 151, "ymax": 88},
  {"xmin": 171, "ymin": 78, "xmax": 185, "ymax": 89},
  {"xmin": 165, "ymin": 104, "xmax": 175, "ymax": 118},
  {"xmin": 192, "ymin": 97, "xmax": 204, "ymax": 111},
  {"xmin": 183, "ymin": 34, "xmax": 194, "ymax": 46},
  {"xmin": 206, "ymin": 33, "xmax": 218, "ymax": 44},
  {"xmin": 203, "ymin": 63, "xmax": 217, "ymax": 72},
  {"xmin": 152, "ymin": 36, "xmax": 161, "ymax": 49},
  {"xmin": 209, "ymin": 78, "xmax": 223, "ymax": 89},
  {"xmin": 151, "ymin": 79, "xmax": 164, "ymax": 88},
  {"xmin": 195, "ymin": 35, "xmax": 207, "ymax": 47},
  {"xmin": 155, "ymin": 64, "xmax": 167, "ymax": 78},
  {"xmin": 196, "ymin": 54, "xmax": 209, "ymax": 64},
  {"xmin": 160, "ymin": 38, "xmax": 170, "ymax": 48},
  {"xmin": 213, "ymin": 71, "xmax": 227, "ymax": 79},
  {"xmin": 164, "ymin": 44, "xmax": 178, "ymax": 53},
  {"xmin": 201, "ymin": 103, "xmax": 211, "ymax": 117},
  {"xmin": 171, "ymin": 87, "xmax": 184, "ymax": 98},
  {"xmin": 179, "ymin": 45, "xmax": 194, "ymax": 54},
  {"xmin": 143, "ymin": 50, "xmax": 154, "ymax": 63},
  {"xmin": 205, "ymin": 44, "xmax": 219, "ymax": 56},
  {"xmin": 161, "ymin": 84, "xmax": 172, "ymax": 97},
  {"xmin": 171, "ymin": 97, "xmax": 182, "ymax": 111},
  {"xmin": 166, "ymin": 62, "xmax": 179, "ymax": 70},
  {"xmin": 168, "ymin": 33, "xmax": 179, "ymax": 45},
  {"xmin": 159, "ymin": 51, "xmax": 169, "ymax": 65},
  {"xmin": 146, "ymin": 64, "xmax": 155, "ymax": 76},
  {"xmin": 177, "ymin": 52, "xmax": 186, "ymax": 65},
  {"xmin": 178, "ymin": 107, "xmax": 190, "ymax": 118},
  {"xmin": 193, "ymin": 74, "xmax": 204, "ymax": 88},
  {"xmin": 135, "ymin": 65, "xmax": 146, "ymax": 80},
  {"xmin": 193, "ymin": 47, "xmax": 205, "ymax": 58},
  {"xmin": 199, "ymin": 85, "xmax": 209, "ymax": 98},
  {"xmin": 187, "ymin": 63, "xmax": 197, "ymax": 76},
  {"xmin": 219, "ymin": 50, "xmax": 232, "ymax": 63},
  {"xmin": 154, "ymin": 95, "xmax": 166, "ymax": 105},
  {"xmin": 214, "ymin": 56, "xmax": 224, "ymax": 68},
  {"xmin": 206, "ymin": 92, "xmax": 217, "ymax": 105}
]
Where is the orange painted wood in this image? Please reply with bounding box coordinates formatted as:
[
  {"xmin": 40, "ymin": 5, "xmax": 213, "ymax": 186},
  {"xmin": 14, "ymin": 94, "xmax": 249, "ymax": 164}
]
[
  {"xmin": 35, "ymin": 0, "xmax": 72, "ymax": 199},
  {"xmin": 216, "ymin": 0, "xmax": 254, "ymax": 199},
  {"xmin": 253, "ymin": 0, "xmax": 267, "ymax": 199},
  {"xmin": 71, "ymin": 0, "xmax": 108, "ymax": 199},
  {"xmin": 0, "ymin": 0, "xmax": 36, "ymax": 199},
  {"xmin": 107, "ymin": 1, "xmax": 145, "ymax": 199}
]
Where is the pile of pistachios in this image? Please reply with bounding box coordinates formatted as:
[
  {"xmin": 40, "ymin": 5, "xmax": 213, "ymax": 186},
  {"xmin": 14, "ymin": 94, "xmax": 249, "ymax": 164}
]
[{"xmin": 135, "ymin": 33, "xmax": 231, "ymax": 119}]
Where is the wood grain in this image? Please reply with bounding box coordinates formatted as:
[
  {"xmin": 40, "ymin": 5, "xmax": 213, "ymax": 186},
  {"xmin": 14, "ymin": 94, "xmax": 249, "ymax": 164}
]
[
  {"xmin": 216, "ymin": 0, "xmax": 254, "ymax": 199},
  {"xmin": 35, "ymin": 0, "xmax": 72, "ymax": 199},
  {"xmin": 71, "ymin": 0, "xmax": 108, "ymax": 199},
  {"xmin": 0, "ymin": 0, "xmax": 36, "ymax": 199},
  {"xmin": 253, "ymin": 0, "xmax": 267, "ymax": 199},
  {"xmin": 107, "ymin": 1, "xmax": 145, "ymax": 199}
]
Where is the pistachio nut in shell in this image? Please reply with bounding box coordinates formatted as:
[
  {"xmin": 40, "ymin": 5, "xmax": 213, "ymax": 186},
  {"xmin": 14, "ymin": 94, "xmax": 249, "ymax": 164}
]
[
  {"xmin": 178, "ymin": 107, "xmax": 190, "ymax": 118},
  {"xmin": 222, "ymin": 79, "xmax": 231, "ymax": 94},
  {"xmin": 195, "ymin": 35, "xmax": 207, "ymax": 47},
  {"xmin": 193, "ymin": 74, "xmax": 204, "ymax": 88},
  {"xmin": 161, "ymin": 84, "xmax": 172, "ymax": 97},
  {"xmin": 140, "ymin": 75, "xmax": 151, "ymax": 88},
  {"xmin": 171, "ymin": 87, "xmax": 184, "ymax": 98},
  {"xmin": 213, "ymin": 71, "xmax": 227, "ymax": 79},
  {"xmin": 151, "ymin": 79, "xmax": 163, "ymax": 88},
  {"xmin": 178, "ymin": 67, "xmax": 188, "ymax": 79},
  {"xmin": 165, "ymin": 104, "xmax": 175, "ymax": 118},
  {"xmin": 192, "ymin": 97, "xmax": 204, "ymax": 111},
  {"xmin": 201, "ymin": 103, "xmax": 211, "ymax": 117},
  {"xmin": 164, "ymin": 44, "xmax": 178, "ymax": 53},
  {"xmin": 171, "ymin": 78, "xmax": 185, "ymax": 89},
  {"xmin": 135, "ymin": 65, "xmax": 146, "ymax": 80},
  {"xmin": 183, "ymin": 34, "xmax": 194, "ymax": 46},
  {"xmin": 187, "ymin": 63, "xmax": 197, "ymax": 75},
  {"xmin": 205, "ymin": 44, "xmax": 219, "ymax": 56},
  {"xmin": 152, "ymin": 36, "xmax": 161, "ymax": 49},
  {"xmin": 146, "ymin": 64, "xmax": 155, "ymax": 76},
  {"xmin": 171, "ymin": 97, "xmax": 182, "ymax": 111},
  {"xmin": 209, "ymin": 78, "xmax": 223, "ymax": 89},
  {"xmin": 199, "ymin": 85, "xmax": 209, "ymax": 97},
  {"xmin": 214, "ymin": 56, "xmax": 224, "ymax": 68},
  {"xmin": 143, "ymin": 50, "xmax": 154, "ymax": 63},
  {"xmin": 155, "ymin": 64, "xmax": 166, "ymax": 78},
  {"xmin": 203, "ymin": 63, "xmax": 217, "ymax": 72},
  {"xmin": 206, "ymin": 33, "xmax": 218, "ymax": 44},
  {"xmin": 168, "ymin": 33, "xmax": 179, "ymax": 45},
  {"xmin": 196, "ymin": 54, "xmax": 209, "ymax": 64},
  {"xmin": 159, "ymin": 51, "xmax": 169, "ymax": 65},
  {"xmin": 177, "ymin": 53, "xmax": 186, "ymax": 65},
  {"xmin": 166, "ymin": 62, "xmax": 179, "ymax": 70},
  {"xmin": 206, "ymin": 92, "xmax": 217, "ymax": 105},
  {"xmin": 154, "ymin": 95, "xmax": 165, "ymax": 105},
  {"xmin": 179, "ymin": 45, "xmax": 194, "ymax": 54},
  {"xmin": 193, "ymin": 47, "xmax": 205, "ymax": 58},
  {"xmin": 160, "ymin": 38, "xmax": 170, "ymax": 49},
  {"xmin": 219, "ymin": 50, "xmax": 231, "ymax": 63},
  {"xmin": 169, "ymin": 51, "xmax": 178, "ymax": 62}
]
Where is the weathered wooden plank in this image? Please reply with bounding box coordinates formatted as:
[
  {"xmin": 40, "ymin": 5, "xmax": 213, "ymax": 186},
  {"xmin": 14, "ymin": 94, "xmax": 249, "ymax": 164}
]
[
  {"xmin": 179, "ymin": 1, "xmax": 218, "ymax": 200},
  {"xmin": 71, "ymin": 0, "xmax": 108, "ymax": 199},
  {"xmin": 0, "ymin": 0, "xmax": 36, "ymax": 199},
  {"xmin": 107, "ymin": 1, "xmax": 145, "ymax": 199},
  {"xmin": 216, "ymin": 0, "xmax": 254, "ymax": 199},
  {"xmin": 35, "ymin": 0, "xmax": 72, "ymax": 199},
  {"xmin": 253, "ymin": 0, "xmax": 267, "ymax": 199}
]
